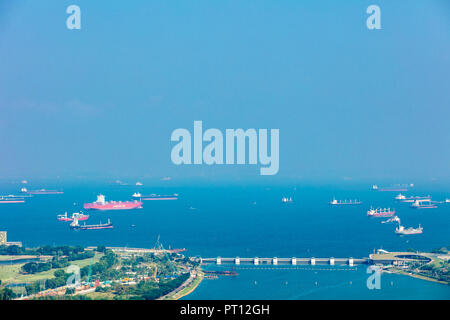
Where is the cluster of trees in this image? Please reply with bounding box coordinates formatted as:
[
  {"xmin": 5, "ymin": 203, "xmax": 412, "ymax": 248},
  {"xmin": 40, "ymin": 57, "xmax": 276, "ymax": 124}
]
[
  {"xmin": 419, "ymin": 260, "xmax": 450, "ymax": 283},
  {"xmin": 0, "ymin": 244, "xmax": 104, "ymax": 258},
  {"xmin": 0, "ymin": 245, "xmax": 31, "ymax": 256},
  {"xmin": 21, "ymin": 251, "xmax": 95, "ymax": 275},
  {"xmin": 111, "ymin": 273, "xmax": 190, "ymax": 300},
  {"xmin": 80, "ymin": 250, "xmax": 117, "ymax": 280},
  {"xmin": 24, "ymin": 269, "xmax": 69, "ymax": 295},
  {"xmin": 431, "ymin": 247, "xmax": 448, "ymax": 254},
  {"xmin": 0, "ymin": 287, "xmax": 15, "ymax": 300}
]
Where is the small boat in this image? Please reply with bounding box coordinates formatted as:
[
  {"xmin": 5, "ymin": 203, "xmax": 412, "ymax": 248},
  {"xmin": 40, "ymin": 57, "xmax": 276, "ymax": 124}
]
[{"xmin": 281, "ymin": 197, "xmax": 293, "ymax": 203}]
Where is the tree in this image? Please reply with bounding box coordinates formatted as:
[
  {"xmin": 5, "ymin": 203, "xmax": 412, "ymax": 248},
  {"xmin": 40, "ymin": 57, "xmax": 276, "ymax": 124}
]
[{"xmin": 0, "ymin": 287, "xmax": 16, "ymax": 300}]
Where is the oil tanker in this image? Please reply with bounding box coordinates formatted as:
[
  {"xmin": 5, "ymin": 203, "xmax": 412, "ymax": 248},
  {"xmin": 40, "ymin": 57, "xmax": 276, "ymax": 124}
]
[
  {"xmin": 395, "ymin": 194, "xmax": 431, "ymax": 202},
  {"xmin": 21, "ymin": 188, "xmax": 63, "ymax": 195},
  {"xmin": 84, "ymin": 195, "xmax": 142, "ymax": 210},
  {"xmin": 70, "ymin": 217, "xmax": 113, "ymax": 230},
  {"xmin": 372, "ymin": 185, "xmax": 410, "ymax": 192},
  {"xmin": 0, "ymin": 196, "xmax": 25, "ymax": 204},
  {"xmin": 132, "ymin": 192, "xmax": 178, "ymax": 201}
]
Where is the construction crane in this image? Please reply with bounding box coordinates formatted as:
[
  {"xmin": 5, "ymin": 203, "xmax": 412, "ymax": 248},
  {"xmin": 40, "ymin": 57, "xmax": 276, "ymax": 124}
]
[{"xmin": 154, "ymin": 235, "xmax": 178, "ymax": 275}]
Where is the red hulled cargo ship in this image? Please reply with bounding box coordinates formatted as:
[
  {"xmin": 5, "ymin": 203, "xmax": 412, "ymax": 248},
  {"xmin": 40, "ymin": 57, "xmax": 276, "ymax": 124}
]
[
  {"xmin": 84, "ymin": 195, "xmax": 142, "ymax": 211},
  {"xmin": 57, "ymin": 212, "xmax": 89, "ymax": 222}
]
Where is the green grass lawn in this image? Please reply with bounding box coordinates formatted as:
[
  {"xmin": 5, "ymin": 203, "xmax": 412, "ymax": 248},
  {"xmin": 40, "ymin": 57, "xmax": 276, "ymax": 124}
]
[{"xmin": 0, "ymin": 253, "xmax": 104, "ymax": 284}]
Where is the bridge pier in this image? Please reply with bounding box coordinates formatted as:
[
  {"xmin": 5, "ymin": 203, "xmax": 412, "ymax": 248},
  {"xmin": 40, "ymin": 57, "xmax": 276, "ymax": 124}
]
[
  {"xmin": 329, "ymin": 258, "xmax": 335, "ymax": 265},
  {"xmin": 348, "ymin": 258, "xmax": 354, "ymax": 266},
  {"xmin": 273, "ymin": 257, "xmax": 278, "ymax": 265},
  {"xmin": 217, "ymin": 257, "xmax": 221, "ymax": 265},
  {"xmin": 254, "ymin": 257, "xmax": 259, "ymax": 265},
  {"xmin": 310, "ymin": 258, "xmax": 316, "ymax": 265},
  {"xmin": 291, "ymin": 257, "xmax": 297, "ymax": 265},
  {"xmin": 235, "ymin": 257, "xmax": 240, "ymax": 265}
]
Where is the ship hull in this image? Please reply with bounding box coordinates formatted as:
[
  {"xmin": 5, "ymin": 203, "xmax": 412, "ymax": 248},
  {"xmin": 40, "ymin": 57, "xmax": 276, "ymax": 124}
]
[
  {"xmin": 83, "ymin": 202, "xmax": 143, "ymax": 210},
  {"xmin": 367, "ymin": 211, "xmax": 395, "ymax": 217},
  {"xmin": 396, "ymin": 231, "xmax": 423, "ymax": 235},
  {"xmin": 71, "ymin": 225, "xmax": 113, "ymax": 230},
  {"xmin": 412, "ymin": 206, "xmax": 437, "ymax": 209},
  {"xmin": 22, "ymin": 190, "xmax": 63, "ymax": 195},
  {"xmin": 0, "ymin": 200, "xmax": 25, "ymax": 203},
  {"xmin": 141, "ymin": 197, "xmax": 178, "ymax": 201}
]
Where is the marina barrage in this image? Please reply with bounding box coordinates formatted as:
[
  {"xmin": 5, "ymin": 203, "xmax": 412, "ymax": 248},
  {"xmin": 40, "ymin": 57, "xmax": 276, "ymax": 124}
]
[{"xmin": 171, "ymin": 121, "xmax": 279, "ymax": 175}]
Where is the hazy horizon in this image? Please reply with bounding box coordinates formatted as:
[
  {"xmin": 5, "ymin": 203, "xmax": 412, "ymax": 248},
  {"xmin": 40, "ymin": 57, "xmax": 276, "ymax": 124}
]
[{"xmin": 1, "ymin": 1, "xmax": 449, "ymax": 181}]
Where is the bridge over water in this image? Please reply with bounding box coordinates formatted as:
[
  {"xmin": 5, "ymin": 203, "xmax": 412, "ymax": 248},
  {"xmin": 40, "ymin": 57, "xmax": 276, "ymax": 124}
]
[{"xmin": 200, "ymin": 257, "xmax": 368, "ymax": 266}]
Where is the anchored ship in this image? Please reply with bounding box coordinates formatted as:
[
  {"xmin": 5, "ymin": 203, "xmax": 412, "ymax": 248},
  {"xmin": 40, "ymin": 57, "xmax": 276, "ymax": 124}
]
[
  {"xmin": 411, "ymin": 199, "xmax": 437, "ymax": 209},
  {"xmin": 395, "ymin": 194, "xmax": 431, "ymax": 203},
  {"xmin": 0, "ymin": 196, "xmax": 25, "ymax": 203},
  {"xmin": 281, "ymin": 197, "xmax": 293, "ymax": 203},
  {"xmin": 70, "ymin": 217, "xmax": 113, "ymax": 230},
  {"xmin": 395, "ymin": 224, "xmax": 423, "ymax": 235},
  {"xmin": 329, "ymin": 198, "xmax": 362, "ymax": 205},
  {"xmin": 367, "ymin": 207, "xmax": 395, "ymax": 217},
  {"xmin": 372, "ymin": 184, "xmax": 411, "ymax": 192},
  {"xmin": 20, "ymin": 187, "xmax": 63, "ymax": 195},
  {"xmin": 381, "ymin": 216, "xmax": 401, "ymax": 224},
  {"xmin": 132, "ymin": 192, "xmax": 178, "ymax": 201},
  {"xmin": 84, "ymin": 195, "xmax": 142, "ymax": 210},
  {"xmin": 57, "ymin": 212, "xmax": 89, "ymax": 222}
]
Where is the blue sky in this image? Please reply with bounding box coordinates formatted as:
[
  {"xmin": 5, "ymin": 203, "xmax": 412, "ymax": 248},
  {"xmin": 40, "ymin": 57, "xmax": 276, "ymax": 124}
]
[{"xmin": 0, "ymin": 1, "xmax": 449, "ymax": 181}]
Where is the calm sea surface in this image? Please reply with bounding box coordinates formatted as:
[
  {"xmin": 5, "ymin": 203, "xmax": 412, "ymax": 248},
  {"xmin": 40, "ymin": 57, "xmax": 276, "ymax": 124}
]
[{"xmin": 0, "ymin": 180, "xmax": 449, "ymax": 299}]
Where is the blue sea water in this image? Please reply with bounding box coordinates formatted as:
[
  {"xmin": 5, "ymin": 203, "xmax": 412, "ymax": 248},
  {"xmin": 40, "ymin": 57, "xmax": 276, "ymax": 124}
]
[{"xmin": 0, "ymin": 180, "xmax": 449, "ymax": 299}]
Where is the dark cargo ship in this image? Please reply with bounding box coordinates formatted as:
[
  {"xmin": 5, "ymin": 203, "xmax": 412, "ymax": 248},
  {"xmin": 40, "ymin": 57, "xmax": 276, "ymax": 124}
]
[{"xmin": 70, "ymin": 217, "xmax": 113, "ymax": 230}]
